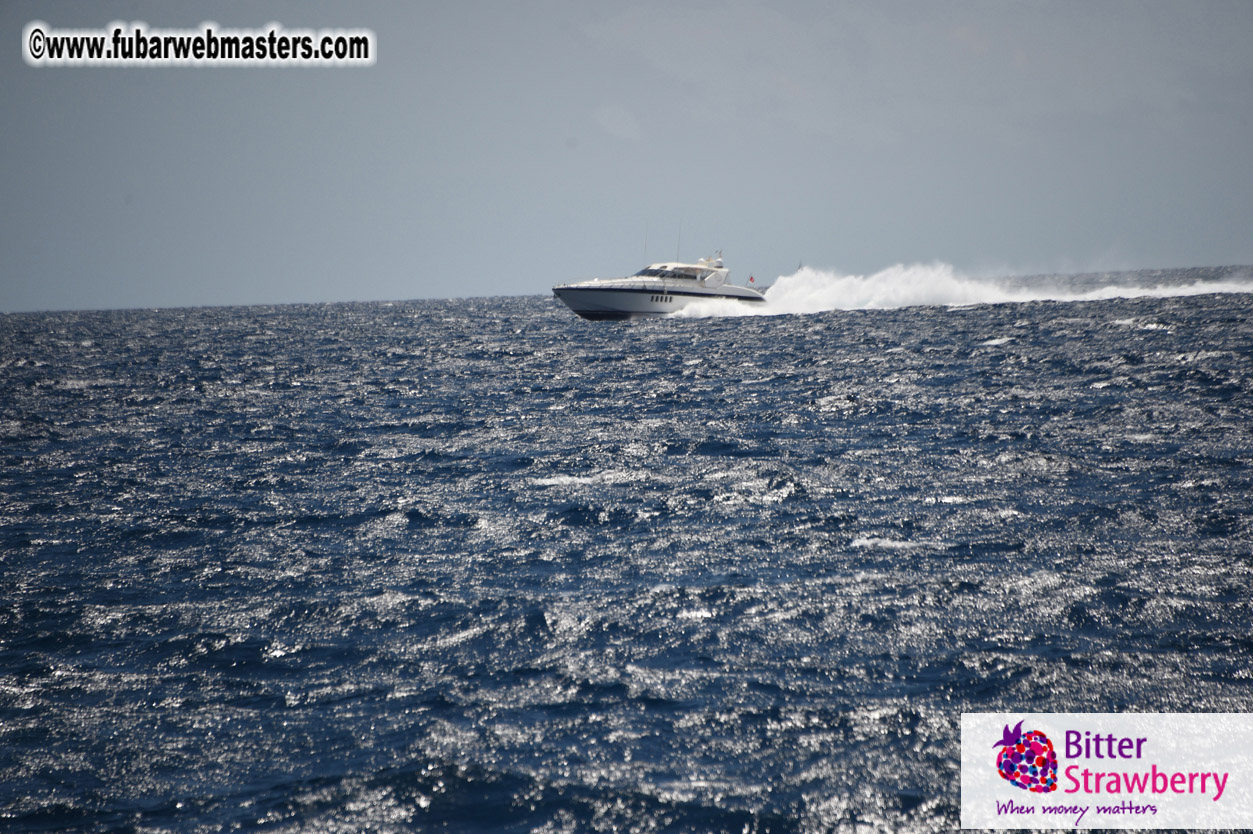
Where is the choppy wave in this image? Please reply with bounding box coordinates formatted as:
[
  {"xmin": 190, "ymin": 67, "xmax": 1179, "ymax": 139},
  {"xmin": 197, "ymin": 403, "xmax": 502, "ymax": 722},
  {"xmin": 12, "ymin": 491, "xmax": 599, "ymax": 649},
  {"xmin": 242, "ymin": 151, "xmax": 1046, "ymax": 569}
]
[
  {"xmin": 2, "ymin": 290, "xmax": 1251, "ymax": 831},
  {"xmin": 679, "ymin": 262, "xmax": 1253, "ymax": 317}
]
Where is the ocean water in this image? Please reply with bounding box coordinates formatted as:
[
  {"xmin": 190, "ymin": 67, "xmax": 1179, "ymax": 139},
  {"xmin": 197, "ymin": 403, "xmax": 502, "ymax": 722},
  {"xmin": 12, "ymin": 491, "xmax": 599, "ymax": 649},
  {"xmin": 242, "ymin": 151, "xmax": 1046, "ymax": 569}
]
[{"xmin": 2, "ymin": 266, "xmax": 1252, "ymax": 832}]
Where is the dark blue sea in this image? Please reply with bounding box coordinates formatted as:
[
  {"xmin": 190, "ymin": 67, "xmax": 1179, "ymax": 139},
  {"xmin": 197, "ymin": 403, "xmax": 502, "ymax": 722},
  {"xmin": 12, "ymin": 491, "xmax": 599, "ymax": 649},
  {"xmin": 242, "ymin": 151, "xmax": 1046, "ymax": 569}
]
[{"xmin": 3, "ymin": 267, "xmax": 1252, "ymax": 832}]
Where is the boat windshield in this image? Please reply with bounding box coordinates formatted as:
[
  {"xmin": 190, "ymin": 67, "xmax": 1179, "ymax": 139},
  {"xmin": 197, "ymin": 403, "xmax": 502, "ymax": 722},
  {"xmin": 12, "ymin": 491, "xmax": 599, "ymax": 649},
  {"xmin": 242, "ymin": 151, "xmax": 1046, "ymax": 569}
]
[{"xmin": 633, "ymin": 267, "xmax": 704, "ymax": 279}]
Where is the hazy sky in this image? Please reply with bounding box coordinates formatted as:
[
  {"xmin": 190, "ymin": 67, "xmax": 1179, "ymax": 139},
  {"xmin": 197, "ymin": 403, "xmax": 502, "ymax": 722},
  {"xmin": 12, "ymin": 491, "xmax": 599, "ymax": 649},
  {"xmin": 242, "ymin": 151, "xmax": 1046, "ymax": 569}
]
[{"xmin": 4, "ymin": 0, "xmax": 1252, "ymax": 311}]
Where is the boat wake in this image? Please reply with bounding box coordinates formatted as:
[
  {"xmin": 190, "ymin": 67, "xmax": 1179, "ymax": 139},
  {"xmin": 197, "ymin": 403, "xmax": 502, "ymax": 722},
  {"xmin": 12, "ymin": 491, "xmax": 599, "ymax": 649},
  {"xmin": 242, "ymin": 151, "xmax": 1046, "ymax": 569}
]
[{"xmin": 677, "ymin": 262, "xmax": 1253, "ymax": 317}]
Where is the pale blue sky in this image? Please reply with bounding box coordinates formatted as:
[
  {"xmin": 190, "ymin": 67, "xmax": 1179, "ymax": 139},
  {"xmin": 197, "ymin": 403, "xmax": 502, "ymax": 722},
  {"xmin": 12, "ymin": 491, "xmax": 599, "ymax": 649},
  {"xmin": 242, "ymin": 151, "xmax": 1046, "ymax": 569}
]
[{"xmin": 4, "ymin": 0, "xmax": 1252, "ymax": 311}]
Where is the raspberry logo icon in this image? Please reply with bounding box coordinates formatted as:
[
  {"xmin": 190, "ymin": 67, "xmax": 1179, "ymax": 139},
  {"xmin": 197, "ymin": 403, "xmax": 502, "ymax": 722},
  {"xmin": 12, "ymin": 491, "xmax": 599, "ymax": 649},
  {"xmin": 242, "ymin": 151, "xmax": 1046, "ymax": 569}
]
[{"xmin": 993, "ymin": 720, "xmax": 1058, "ymax": 793}]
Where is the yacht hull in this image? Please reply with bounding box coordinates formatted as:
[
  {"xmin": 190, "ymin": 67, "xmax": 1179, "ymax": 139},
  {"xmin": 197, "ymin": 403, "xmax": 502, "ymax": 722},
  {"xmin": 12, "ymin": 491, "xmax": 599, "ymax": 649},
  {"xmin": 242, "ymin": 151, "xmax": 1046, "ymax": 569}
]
[{"xmin": 552, "ymin": 285, "xmax": 765, "ymax": 321}]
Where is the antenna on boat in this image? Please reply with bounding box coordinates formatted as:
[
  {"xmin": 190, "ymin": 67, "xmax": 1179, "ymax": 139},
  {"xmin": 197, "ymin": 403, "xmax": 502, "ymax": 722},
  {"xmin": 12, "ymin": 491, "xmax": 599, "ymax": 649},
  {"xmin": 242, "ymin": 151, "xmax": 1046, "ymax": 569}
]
[{"xmin": 676, "ymin": 222, "xmax": 681, "ymax": 262}]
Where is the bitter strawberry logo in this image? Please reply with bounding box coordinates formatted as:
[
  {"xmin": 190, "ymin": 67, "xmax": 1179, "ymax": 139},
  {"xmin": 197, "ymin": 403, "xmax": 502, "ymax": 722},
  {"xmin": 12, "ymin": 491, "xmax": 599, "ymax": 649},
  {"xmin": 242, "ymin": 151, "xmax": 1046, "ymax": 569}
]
[{"xmin": 993, "ymin": 720, "xmax": 1058, "ymax": 793}]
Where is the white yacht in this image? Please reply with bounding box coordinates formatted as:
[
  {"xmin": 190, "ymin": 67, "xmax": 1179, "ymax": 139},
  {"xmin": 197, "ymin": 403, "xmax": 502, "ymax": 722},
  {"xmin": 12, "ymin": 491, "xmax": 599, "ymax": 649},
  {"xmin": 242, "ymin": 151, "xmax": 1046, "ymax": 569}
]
[{"xmin": 553, "ymin": 254, "xmax": 767, "ymax": 320}]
